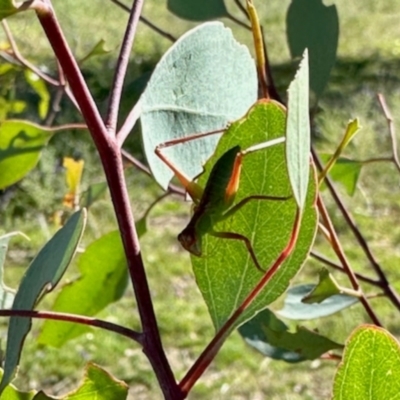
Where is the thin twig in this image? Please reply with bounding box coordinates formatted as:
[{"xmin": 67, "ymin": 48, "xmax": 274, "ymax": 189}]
[
  {"xmin": 117, "ymin": 97, "xmax": 142, "ymax": 146},
  {"xmin": 312, "ymin": 147, "xmax": 400, "ymax": 312},
  {"xmin": 1, "ymin": 20, "xmax": 59, "ymax": 86},
  {"xmin": 105, "ymin": 0, "xmax": 144, "ymax": 134},
  {"xmin": 310, "ymin": 251, "xmax": 380, "ymax": 286},
  {"xmin": 109, "ymin": 0, "xmax": 176, "ymax": 42},
  {"xmin": 121, "ymin": 148, "xmax": 186, "ymax": 197},
  {"xmin": 226, "ymin": 11, "xmax": 251, "ymax": 30},
  {"xmin": 377, "ymin": 93, "xmax": 400, "ymax": 173},
  {"xmin": 234, "ymin": 0, "xmax": 249, "ymax": 19},
  {"xmin": 0, "ymin": 309, "xmax": 142, "ymax": 343},
  {"xmin": 316, "ymin": 194, "xmax": 381, "ymax": 326}
]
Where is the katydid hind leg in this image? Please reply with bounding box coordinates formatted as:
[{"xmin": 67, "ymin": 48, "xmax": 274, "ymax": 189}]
[{"xmin": 211, "ymin": 230, "xmax": 265, "ymax": 272}]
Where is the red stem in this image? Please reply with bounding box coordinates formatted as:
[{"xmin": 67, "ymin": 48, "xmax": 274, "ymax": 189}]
[
  {"xmin": 0, "ymin": 309, "xmax": 142, "ymax": 342},
  {"xmin": 35, "ymin": 4, "xmax": 182, "ymax": 398},
  {"xmin": 180, "ymin": 208, "xmax": 301, "ymax": 394}
]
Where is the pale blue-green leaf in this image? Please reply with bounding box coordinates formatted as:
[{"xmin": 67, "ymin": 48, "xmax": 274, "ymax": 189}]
[
  {"xmin": 286, "ymin": 0, "xmax": 339, "ymax": 99},
  {"xmin": 286, "ymin": 49, "xmax": 310, "ymax": 209},
  {"xmin": 0, "ymin": 210, "xmax": 87, "ymax": 394},
  {"xmin": 333, "ymin": 325, "xmax": 400, "ymax": 400},
  {"xmin": 167, "ymin": 0, "xmax": 228, "ymax": 21},
  {"xmin": 239, "ymin": 309, "xmax": 342, "ymax": 362},
  {"xmin": 277, "ymin": 284, "xmax": 358, "ymax": 320},
  {"xmin": 140, "ymin": 22, "xmax": 257, "ymax": 190}
]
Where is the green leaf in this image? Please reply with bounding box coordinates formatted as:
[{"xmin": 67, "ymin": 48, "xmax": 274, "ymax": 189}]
[
  {"xmin": 24, "ymin": 71, "xmax": 50, "ymax": 120},
  {"xmin": 0, "ymin": 369, "xmax": 36, "ymax": 400},
  {"xmin": 333, "ymin": 325, "xmax": 400, "ymax": 400},
  {"xmin": 140, "ymin": 22, "xmax": 257, "ymax": 190},
  {"xmin": 0, "ymin": 233, "xmax": 20, "ymax": 309},
  {"xmin": 192, "ymin": 100, "xmax": 318, "ymax": 332},
  {"xmin": 239, "ymin": 309, "xmax": 343, "ymax": 362},
  {"xmin": 79, "ymin": 39, "xmax": 112, "ymax": 65},
  {"xmin": 0, "ymin": 210, "xmax": 87, "ymax": 395},
  {"xmin": 286, "ymin": 49, "xmax": 310, "ymax": 210},
  {"xmin": 38, "ymin": 230, "xmax": 128, "ymax": 347},
  {"xmin": 0, "ymin": 120, "xmax": 53, "ymax": 189},
  {"xmin": 277, "ymin": 284, "xmax": 359, "ymax": 320},
  {"xmin": 0, "ymin": 0, "xmax": 31, "ymax": 20},
  {"xmin": 167, "ymin": 0, "xmax": 228, "ymax": 21},
  {"xmin": 62, "ymin": 363, "xmax": 128, "ymax": 400},
  {"xmin": 320, "ymin": 155, "xmax": 363, "ymax": 196},
  {"xmin": 287, "ymin": 0, "xmax": 339, "ymax": 99},
  {"xmin": 302, "ymin": 267, "xmax": 342, "ymax": 303}
]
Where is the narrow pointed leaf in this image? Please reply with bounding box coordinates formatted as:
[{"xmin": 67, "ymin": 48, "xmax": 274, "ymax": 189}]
[
  {"xmin": 140, "ymin": 22, "xmax": 257, "ymax": 189},
  {"xmin": 24, "ymin": 71, "xmax": 50, "ymax": 120},
  {"xmin": 333, "ymin": 325, "xmax": 400, "ymax": 400},
  {"xmin": 0, "ymin": 210, "xmax": 87, "ymax": 394},
  {"xmin": 286, "ymin": 49, "xmax": 310, "ymax": 210},
  {"xmin": 239, "ymin": 309, "xmax": 343, "ymax": 362},
  {"xmin": 302, "ymin": 268, "xmax": 342, "ymax": 303},
  {"xmin": 0, "ymin": 0, "xmax": 32, "ymax": 20},
  {"xmin": 79, "ymin": 39, "xmax": 111, "ymax": 65},
  {"xmin": 287, "ymin": 0, "xmax": 339, "ymax": 99},
  {"xmin": 38, "ymin": 230, "xmax": 128, "ymax": 347},
  {"xmin": 192, "ymin": 100, "xmax": 317, "ymax": 332},
  {"xmin": 319, "ymin": 155, "xmax": 363, "ymax": 196},
  {"xmin": 277, "ymin": 284, "xmax": 359, "ymax": 320},
  {"xmin": 0, "ymin": 120, "xmax": 53, "ymax": 189}
]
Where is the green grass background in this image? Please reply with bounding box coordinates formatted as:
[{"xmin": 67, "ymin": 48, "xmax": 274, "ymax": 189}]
[{"xmin": 1, "ymin": 0, "xmax": 400, "ymax": 398}]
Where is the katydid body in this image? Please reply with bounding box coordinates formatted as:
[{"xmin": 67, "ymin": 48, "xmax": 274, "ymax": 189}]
[{"xmin": 156, "ymin": 136, "xmax": 288, "ymax": 272}]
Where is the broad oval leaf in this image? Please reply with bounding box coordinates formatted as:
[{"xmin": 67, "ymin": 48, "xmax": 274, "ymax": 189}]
[
  {"xmin": 0, "ymin": 209, "xmax": 87, "ymax": 395},
  {"xmin": 38, "ymin": 230, "xmax": 128, "ymax": 347},
  {"xmin": 0, "ymin": 120, "xmax": 53, "ymax": 189},
  {"xmin": 191, "ymin": 100, "xmax": 318, "ymax": 332},
  {"xmin": 333, "ymin": 325, "xmax": 400, "ymax": 400},
  {"xmin": 140, "ymin": 22, "xmax": 257, "ymax": 190},
  {"xmin": 286, "ymin": 0, "xmax": 339, "ymax": 99},
  {"xmin": 277, "ymin": 284, "xmax": 358, "ymax": 320},
  {"xmin": 167, "ymin": 0, "xmax": 228, "ymax": 21},
  {"xmin": 239, "ymin": 309, "xmax": 342, "ymax": 362}
]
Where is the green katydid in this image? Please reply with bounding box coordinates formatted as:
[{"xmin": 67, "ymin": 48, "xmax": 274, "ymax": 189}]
[{"xmin": 155, "ymin": 130, "xmax": 289, "ymax": 272}]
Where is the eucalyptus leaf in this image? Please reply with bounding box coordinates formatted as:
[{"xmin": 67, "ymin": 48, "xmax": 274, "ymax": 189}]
[
  {"xmin": 287, "ymin": 0, "xmax": 339, "ymax": 99},
  {"xmin": 38, "ymin": 230, "xmax": 128, "ymax": 347},
  {"xmin": 192, "ymin": 100, "xmax": 318, "ymax": 332},
  {"xmin": 167, "ymin": 0, "xmax": 228, "ymax": 21},
  {"xmin": 0, "ymin": 0, "xmax": 32, "ymax": 20},
  {"xmin": 239, "ymin": 309, "xmax": 342, "ymax": 362},
  {"xmin": 277, "ymin": 284, "xmax": 359, "ymax": 320},
  {"xmin": 286, "ymin": 49, "xmax": 310, "ymax": 210},
  {"xmin": 333, "ymin": 325, "xmax": 400, "ymax": 399},
  {"xmin": 0, "ymin": 120, "xmax": 53, "ymax": 189},
  {"xmin": 0, "ymin": 210, "xmax": 87, "ymax": 394},
  {"xmin": 140, "ymin": 22, "xmax": 257, "ymax": 190}
]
